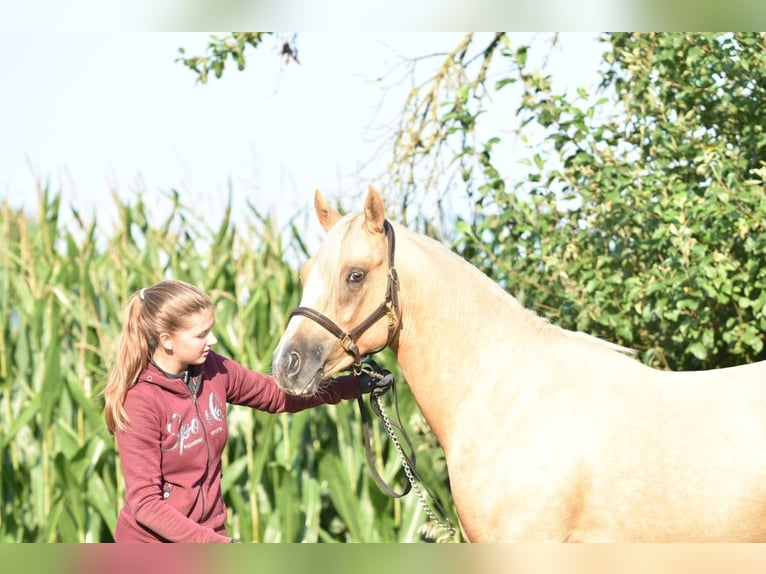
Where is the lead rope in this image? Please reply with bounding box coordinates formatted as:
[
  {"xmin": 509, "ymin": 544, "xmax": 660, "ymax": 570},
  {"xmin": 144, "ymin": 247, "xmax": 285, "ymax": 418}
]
[
  {"xmin": 357, "ymin": 363, "xmax": 457, "ymax": 541},
  {"xmin": 372, "ymin": 393, "xmax": 457, "ymax": 541}
]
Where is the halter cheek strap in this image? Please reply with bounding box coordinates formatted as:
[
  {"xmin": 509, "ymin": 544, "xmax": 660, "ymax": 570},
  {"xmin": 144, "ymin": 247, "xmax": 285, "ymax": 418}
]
[{"xmin": 289, "ymin": 219, "xmax": 399, "ymax": 369}]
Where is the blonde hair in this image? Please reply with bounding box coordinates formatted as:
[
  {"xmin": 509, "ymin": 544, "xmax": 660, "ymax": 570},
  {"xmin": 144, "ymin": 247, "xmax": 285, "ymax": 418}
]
[{"xmin": 103, "ymin": 279, "xmax": 213, "ymax": 433}]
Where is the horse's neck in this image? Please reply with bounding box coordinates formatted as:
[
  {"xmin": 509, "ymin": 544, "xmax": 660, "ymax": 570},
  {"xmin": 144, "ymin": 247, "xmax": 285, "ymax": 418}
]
[{"xmin": 390, "ymin": 227, "xmax": 549, "ymax": 441}]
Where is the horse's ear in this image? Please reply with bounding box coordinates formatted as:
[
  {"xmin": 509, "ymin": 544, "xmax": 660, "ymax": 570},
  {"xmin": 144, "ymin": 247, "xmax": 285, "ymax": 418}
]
[
  {"xmin": 363, "ymin": 186, "xmax": 386, "ymax": 234},
  {"xmin": 314, "ymin": 189, "xmax": 341, "ymax": 232}
]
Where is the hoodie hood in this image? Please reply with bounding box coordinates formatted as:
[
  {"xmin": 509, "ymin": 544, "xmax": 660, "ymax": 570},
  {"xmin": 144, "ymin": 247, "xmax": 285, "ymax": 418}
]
[{"xmin": 138, "ymin": 360, "xmax": 202, "ymax": 397}]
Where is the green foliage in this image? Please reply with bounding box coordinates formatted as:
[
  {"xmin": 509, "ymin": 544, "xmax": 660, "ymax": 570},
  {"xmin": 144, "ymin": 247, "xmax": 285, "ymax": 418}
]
[
  {"xmin": 0, "ymin": 189, "xmax": 458, "ymax": 542},
  {"xmin": 177, "ymin": 32, "xmax": 299, "ymax": 84},
  {"xmin": 451, "ymin": 32, "xmax": 766, "ymax": 370},
  {"xmin": 175, "ymin": 31, "xmax": 766, "ymax": 372},
  {"xmin": 384, "ymin": 33, "xmax": 509, "ymax": 231}
]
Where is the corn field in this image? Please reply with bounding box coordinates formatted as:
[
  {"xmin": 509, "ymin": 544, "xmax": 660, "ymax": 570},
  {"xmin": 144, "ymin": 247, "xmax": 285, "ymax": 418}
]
[{"xmin": 0, "ymin": 187, "xmax": 459, "ymax": 542}]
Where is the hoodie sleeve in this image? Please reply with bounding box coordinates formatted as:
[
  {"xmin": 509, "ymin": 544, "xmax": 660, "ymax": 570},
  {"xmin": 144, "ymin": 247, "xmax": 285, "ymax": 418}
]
[
  {"xmin": 116, "ymin": 387, "xmax": 232, "ymax": 543},
  {"xmin": 219, "ymin": 354, "xmax": 361, "ymax": 412}
]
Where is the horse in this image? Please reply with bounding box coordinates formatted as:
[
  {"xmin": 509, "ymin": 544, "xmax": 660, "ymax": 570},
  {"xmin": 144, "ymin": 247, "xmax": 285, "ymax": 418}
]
[{"xmin": 271, "ymin": 186, "xmax": 766, "ymax": 542}]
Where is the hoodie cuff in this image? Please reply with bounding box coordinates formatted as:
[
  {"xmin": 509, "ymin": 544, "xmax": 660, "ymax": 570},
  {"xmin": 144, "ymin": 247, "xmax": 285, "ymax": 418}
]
[{"xmin": 330, "ymin": 374, "xmax": 362, "ymax": 400}]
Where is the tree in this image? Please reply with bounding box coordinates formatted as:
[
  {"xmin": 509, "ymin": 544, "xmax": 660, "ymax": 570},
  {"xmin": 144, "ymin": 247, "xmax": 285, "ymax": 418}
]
[
  {"xmin": 438, "ymin": 33, "xmax": 766, "ymax": 369},
  {"xmin": 177, "ymin": 32, "xmax": 299, "ymax": 84},
  {"xmin": 178, "ymin": 32, "xmax": 766, "ymax": 370}
]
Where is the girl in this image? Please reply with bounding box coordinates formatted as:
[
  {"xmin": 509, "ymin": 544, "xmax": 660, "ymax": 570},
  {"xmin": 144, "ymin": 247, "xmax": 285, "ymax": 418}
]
[{"xmin": 103, "ymin": 279, "xmax": 367, "ymax": 542}]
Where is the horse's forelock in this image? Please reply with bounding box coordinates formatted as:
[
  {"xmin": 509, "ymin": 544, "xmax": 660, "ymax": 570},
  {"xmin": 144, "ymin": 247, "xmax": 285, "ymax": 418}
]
[
  {"xmin": 301, "ymin": 211, "xmax": 388, "ymax": 318},
  {"xmin": 298, "ymin": 216, "xmax": 355, "ymax": 309}
]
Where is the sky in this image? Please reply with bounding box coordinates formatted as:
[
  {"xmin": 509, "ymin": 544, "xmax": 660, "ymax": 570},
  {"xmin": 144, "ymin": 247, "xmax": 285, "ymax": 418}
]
[{"xmin": 1, "ymin": 32, "xmax": 605, "ymax": 246}]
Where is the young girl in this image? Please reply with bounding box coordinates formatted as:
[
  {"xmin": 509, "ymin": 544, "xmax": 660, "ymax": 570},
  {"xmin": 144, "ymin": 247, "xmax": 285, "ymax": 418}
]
[{"xmin": 103, "ymin": 279, "xmax": 366, "ymax": 543}]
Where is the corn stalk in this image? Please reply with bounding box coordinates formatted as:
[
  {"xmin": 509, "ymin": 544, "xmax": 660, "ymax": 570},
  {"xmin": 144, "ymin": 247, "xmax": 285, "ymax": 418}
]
[{"xmin": 0, "ymin": 186, "xmax": 459, "ymax": 542}]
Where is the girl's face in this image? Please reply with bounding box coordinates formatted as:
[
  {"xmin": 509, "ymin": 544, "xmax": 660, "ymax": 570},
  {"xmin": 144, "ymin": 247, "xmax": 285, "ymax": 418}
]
[{"xmin": 156, "ymin": 307, "xmax": 217, "ymax": 374}]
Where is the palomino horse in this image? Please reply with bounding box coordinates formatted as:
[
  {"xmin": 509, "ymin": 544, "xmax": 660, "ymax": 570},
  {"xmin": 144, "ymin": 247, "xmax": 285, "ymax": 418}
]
[{"xmin": 272, "ymin": 186, "xmax": 766, "ymax": 542}]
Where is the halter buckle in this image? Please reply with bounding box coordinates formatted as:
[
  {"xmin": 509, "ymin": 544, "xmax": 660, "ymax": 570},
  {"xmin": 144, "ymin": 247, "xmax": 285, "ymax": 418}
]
[{"xmin": 340, "ymin": 333, "xmax": 354, "ymax": 351}]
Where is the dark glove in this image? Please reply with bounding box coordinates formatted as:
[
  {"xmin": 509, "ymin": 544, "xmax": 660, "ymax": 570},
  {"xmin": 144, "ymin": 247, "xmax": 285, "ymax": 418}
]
[{"xmin": 357, "ymin": 357, "xmax": 394, "ymax": 397}]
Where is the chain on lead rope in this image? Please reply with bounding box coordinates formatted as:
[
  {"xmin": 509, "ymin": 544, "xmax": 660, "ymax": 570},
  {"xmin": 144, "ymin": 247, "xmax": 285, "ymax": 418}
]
[
  {"xmin": 372, "ymin": 393, "xmax": 457, "ymax": 540},
  {"xmin": 357, "ymin": 359, "xmax": 456, "ymax": 540}
]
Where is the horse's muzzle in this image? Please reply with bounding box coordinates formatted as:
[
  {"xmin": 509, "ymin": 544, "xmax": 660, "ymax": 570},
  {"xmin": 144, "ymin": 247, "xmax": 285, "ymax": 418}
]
[{"xmin": 272, "ymin": 334, "xmax": 340, "ymax": 395}]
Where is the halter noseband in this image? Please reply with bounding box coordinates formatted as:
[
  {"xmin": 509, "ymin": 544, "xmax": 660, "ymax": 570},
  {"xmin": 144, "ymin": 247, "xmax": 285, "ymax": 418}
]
[{"xmin": 289, "ymin": 219, "xmax": 399, "ymax": 370}]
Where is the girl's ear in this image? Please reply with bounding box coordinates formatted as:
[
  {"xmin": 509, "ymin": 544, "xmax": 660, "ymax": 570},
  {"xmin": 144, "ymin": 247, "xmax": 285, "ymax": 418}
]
[{"xmin": 158, "ymin": 332, "xmax": 173, "ymax": 352}]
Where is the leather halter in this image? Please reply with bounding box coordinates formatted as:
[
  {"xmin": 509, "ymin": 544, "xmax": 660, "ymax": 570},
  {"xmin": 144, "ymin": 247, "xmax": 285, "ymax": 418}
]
[
  {"xmin": 289, "ymin": 219, "xmax": 400, "ymax": 370},
  {"xmin": 289, "ymin": 220, "xmax": 455, "ymax": 537}
]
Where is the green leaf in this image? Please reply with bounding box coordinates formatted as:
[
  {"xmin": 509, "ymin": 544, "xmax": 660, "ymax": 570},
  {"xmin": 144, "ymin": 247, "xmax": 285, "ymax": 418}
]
[
  {"xmin": 319, "ymin": 453, "xmax": 369, "ymax": 541},
  {"xmin": 688, "ymin": 342, "xmax": 708, "ymax": 361}
]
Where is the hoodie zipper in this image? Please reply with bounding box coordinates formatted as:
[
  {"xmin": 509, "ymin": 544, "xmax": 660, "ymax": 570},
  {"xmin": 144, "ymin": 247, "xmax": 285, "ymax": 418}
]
[
  {"xmin": 153, "ymin": 365, "xmax": 212, "ymax": 521},
  {"xmin": 192, "ymin": 389, "xmax": 212, "ymax": 520}
]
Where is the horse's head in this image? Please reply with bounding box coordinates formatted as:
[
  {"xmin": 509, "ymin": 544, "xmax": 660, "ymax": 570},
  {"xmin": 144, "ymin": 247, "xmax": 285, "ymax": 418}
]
[{"xmin": 272, "ymin": 186, "xmax": 400, "ymax": 395}]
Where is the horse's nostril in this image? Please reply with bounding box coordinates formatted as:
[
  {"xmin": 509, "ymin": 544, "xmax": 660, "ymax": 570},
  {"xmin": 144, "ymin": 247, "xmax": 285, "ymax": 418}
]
[{"xmin": 287, "ymin": 351, "xmax": 301, "ymax": 378}]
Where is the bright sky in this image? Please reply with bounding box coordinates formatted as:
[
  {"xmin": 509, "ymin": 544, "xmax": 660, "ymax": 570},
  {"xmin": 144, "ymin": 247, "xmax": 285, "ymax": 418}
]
[{"xmin": 1, "ymin": 32, "xmax": 604, "ymax": 245}]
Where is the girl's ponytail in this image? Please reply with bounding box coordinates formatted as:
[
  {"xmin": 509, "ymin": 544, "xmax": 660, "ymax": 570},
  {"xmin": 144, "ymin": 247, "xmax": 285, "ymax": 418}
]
[{"xmin": 103, "ymin": 292, "xmax": 149, "ymax": 433}]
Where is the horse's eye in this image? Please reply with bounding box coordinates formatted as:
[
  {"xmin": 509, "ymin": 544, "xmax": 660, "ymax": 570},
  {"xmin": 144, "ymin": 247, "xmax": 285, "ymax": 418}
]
[{"xmin": 347, "ymin": 268, "xmax": 366, "ymax": 287}]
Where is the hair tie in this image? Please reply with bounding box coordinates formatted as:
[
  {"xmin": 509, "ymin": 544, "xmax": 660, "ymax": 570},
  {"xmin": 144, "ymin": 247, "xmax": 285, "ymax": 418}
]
[{"xmin": 139, "ymin": 288, "xmax": 146, "ymax": 301}]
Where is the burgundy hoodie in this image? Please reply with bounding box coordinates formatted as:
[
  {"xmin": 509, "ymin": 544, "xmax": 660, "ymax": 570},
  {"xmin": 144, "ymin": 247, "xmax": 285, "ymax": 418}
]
[{"xmin": 114, "ymin": 350, "xmax": 360, "ymax": 543}]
